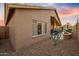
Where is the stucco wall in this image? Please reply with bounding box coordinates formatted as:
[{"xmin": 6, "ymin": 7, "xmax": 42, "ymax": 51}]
[
  {"xmin": 8, "ymin": 12, "xmax": 16, "ymax": 49},
  {"xmin": 14, "ymin": 9, "xmax": 32, "ymax": 50},
  {"xmin": 8, "ymin": 8, "xmax": 59, "ymax": 50},
  {"xmin": 30, "ymin": 10, "xmax": 52, "ymax": 44}
]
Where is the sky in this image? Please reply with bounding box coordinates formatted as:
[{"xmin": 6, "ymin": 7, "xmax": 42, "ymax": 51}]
[
  {"xmin": 30, "ymin": 3, "xmax": 79, "ymax": 25},
  {"xmin": 0, "ymin": 3, "xmax": 4, "ymax": 26},
  {"xmin": 30, "ymin": 3, "xmax": 79, "ymax": 17},
  {"xmin": 0, "ymin": 3, "xmax": 79, "ymax": 26}
]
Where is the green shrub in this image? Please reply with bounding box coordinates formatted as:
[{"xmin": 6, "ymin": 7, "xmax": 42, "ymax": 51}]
[{"xmin": 65, "ymin": 29, "xmax": 72, "ymax": 33}]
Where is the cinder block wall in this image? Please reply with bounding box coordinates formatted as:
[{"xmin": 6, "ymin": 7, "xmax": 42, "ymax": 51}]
[
  {"xmin": 73, "ymin": 25, "xmax": 76, "ymax": 39},
  {"xmin": 73, "ymin": 23, "xmax": 79, "ymax": 47},
  {"xmin": 76, "ymin": 24, "xmax": 79, "ymax": 46},
  {"xmin": 5, "ymin": 26, "xmax": 9, "ymax": 39},
  {"xmin": 0, "ymin": 26, "xmax": 9, "ymax": 39}
]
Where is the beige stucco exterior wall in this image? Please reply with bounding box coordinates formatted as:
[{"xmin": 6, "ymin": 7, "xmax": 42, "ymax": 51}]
[
  {"xmin": 12, "ymin": 9, "xmax": 32, "ymax": 50},
  {"xmin": 7, "ymin": 12, "xmax": 16, "ymax": 49},
  {"xmin": 30, "ymin": 10, "xmax": 56, "ymax": 44},
  {"xmin": 8, "ymin": 8, "xmax": 60, "ymax": 50}
]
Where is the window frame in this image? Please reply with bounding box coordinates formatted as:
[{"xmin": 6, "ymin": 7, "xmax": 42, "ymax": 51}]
[{"xmin": 32, "ymin": 20, "xmax": 47, "ymax": 37}]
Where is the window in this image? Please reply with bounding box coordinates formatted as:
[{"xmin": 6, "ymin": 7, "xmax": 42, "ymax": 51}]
[
  {"xmin": 45, "ymin": 23, "xmax": 47, "ymax": 33},
  {"xmin": 42, "ymin": 22, "xmax": 47, "ymax": 33},
  {"xmin": 32, "ymin": 20, "xmax": 37, "ymax": 36},
  {"xmin": 37, "ymin": 23, "xmax": 42, "ymax": 35},
  {"xmin": 32, "ymin": 20, "xmax": 47, "ymax": 36}
]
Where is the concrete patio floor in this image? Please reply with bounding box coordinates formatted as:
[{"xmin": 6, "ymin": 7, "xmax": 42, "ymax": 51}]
[{"xmin": 0, "ymin": 38, "xmax": 79, "ymax": 56}]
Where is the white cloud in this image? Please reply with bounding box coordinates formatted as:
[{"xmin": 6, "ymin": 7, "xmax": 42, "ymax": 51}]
[{"xmin": 60, "ymin": 15, "xmax": 78, "ymax": 26}]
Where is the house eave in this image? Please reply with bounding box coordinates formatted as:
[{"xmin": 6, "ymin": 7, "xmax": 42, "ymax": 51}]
[
  {"xmin": 7, "ymin": 4, "xmax": 56, "ymax": 10},
  {"xmin": 5, "ymin": 4, "xmax": 61, "ymax": 26}
]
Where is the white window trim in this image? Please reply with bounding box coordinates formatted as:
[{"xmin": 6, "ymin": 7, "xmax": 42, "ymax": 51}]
[
  {"xmin": 32, "ymin": 33, "xmax": 46, "ymax": 38},
  {"xmin": 32, "ymin": 20, "xmax": 47, "ymax": 38}
]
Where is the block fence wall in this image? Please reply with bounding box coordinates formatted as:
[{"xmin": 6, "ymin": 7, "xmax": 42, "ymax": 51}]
[
  {"xmin": 73, "ymin": 23, "xmax": 79, "ymax": 47},
  {"xmin": 0, "ymin": 26, "xmax": 9, "ymax": 39}
]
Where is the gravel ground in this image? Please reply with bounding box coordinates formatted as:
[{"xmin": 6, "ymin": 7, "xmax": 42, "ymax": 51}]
[{"xmin": 0, "ymin": 38, "xmax": 79, "ymax": 56}]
